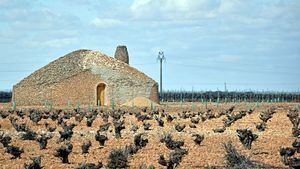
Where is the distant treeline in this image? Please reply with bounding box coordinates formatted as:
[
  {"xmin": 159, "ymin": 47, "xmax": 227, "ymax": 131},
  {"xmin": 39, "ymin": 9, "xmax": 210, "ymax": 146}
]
[
  {"xmin": 0, "ymin": 91, "xmax": 12, "ymax": 103},
  {"xmin": 1, "ymin": 90, "xmax": 300, "ymax": 103},
  {"xmin": 161, "ymin": 90, "xmax": 300, "ymax": 102}
]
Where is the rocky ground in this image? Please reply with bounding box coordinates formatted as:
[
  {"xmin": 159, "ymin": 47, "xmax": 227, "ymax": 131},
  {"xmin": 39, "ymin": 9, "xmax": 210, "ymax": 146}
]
[{"xmin": 0, "ymin": 102, "xmax": 299, "ymax": 168}]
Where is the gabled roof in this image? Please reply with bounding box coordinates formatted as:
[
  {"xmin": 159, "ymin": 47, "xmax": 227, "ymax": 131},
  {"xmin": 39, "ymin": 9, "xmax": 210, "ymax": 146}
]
[{"xmin": 15, "ymin": 49, "xmax": 156, "ymax": 87}]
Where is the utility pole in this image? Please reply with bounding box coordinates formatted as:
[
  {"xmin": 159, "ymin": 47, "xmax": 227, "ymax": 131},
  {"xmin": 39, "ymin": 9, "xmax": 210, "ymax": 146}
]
[
  {"xmin": 224, "ymin": 82, "xmax": 227, "ymax": 102},
  {"xmin": 157, "ymin": 51, "xmax": 165, "ymax": 99}
]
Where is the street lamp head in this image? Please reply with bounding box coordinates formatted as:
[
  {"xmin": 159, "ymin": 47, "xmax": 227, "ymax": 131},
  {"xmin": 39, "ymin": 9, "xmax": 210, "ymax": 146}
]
[
  {"xmin": 157, "ymin": 51, "xmax": 166, "ymax": 61},
  {"xmin": 158, "ymin": 51, "xmax": 164, "ymax": 56}
]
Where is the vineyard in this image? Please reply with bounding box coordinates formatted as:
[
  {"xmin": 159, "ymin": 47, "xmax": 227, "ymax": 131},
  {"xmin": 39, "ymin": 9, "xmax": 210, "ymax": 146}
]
[
  {"xmin": 0, "ymin": 102, "xmax": 300, "ymax": 168},
  {"xmin": 161, "ymin": 91, "xmax": 300, "ymax": 102},
  {"xmin": 1, "ymin": 91, "xmax": 300, "ymax": 103},
  {"xmin": 0, "ymin": 0, "xmax": 299, "ymax": 168},
  {"xmin": 0, "ymin": 91, "xmax": 12, "ymax": 103}
]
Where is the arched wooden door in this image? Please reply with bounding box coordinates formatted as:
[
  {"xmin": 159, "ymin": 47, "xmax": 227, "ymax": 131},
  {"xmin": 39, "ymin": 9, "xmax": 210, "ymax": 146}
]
[{"xmin": 97, "ymin": 83, "xmax": 106, "ymax": 106}]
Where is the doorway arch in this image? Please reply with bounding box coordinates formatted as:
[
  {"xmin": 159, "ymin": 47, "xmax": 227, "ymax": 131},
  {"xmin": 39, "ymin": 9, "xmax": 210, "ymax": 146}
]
[{"xmin": 96, "ymin": 83, "xmax": 106, "ymax": 106}]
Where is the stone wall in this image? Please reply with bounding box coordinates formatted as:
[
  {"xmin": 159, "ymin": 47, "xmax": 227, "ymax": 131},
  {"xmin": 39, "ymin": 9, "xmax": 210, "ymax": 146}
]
[
  {"xmin": 12, "ymin": 49, "xmax": 159, "ymax": 106},
  {"xmin": 150, "ymin": 83, "xmax": 159, "ymax": 103},
  {"xmin": 13, "ymin": 69, "xmax": 159, "ymax": 106},
  {"xmin": 51, "ymin": 71, "xmax": 105, "ymax": 106},
  {"xmin": 12, "ymin": 85, "xmax": 51, "ymax": 106},
  {"xmin": 90, "ymin": 66, "xmax": 157, "ymax": 105}
]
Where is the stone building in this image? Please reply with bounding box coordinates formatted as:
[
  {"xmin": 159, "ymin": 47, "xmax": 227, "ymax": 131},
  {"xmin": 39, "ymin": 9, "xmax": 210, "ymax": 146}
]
[{"xmin": 12, "ymin": 46, "xmax": 159, "ymax": 106}]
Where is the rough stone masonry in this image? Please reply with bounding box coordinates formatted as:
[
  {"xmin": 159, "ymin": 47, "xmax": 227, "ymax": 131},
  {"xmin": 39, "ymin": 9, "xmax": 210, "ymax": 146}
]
[
  {"xmin": 114, "ymin": 45, "xmax": 129, "ymax": 64},
  {"xmin": 12, "ymin": 46, "xmax": 159, "ymax": 106}
]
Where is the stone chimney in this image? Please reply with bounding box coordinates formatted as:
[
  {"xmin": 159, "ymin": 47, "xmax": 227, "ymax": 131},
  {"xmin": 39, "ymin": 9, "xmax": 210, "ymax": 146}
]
[{"xmin": 114, "ymin": 45, "xmax": 129, "ymax": 64}]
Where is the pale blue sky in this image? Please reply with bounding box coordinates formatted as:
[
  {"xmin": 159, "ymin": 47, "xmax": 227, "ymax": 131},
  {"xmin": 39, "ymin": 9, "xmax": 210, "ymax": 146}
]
[{"xmin": 0, "ymin": 0, "xmax": 299, "ymax": 91}]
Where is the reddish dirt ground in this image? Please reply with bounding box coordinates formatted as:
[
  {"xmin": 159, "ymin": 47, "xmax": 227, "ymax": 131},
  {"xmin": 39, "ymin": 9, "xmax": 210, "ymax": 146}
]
[{"xmin": 0, "ymin": 102, "xmax": 299, "ymax": 168}]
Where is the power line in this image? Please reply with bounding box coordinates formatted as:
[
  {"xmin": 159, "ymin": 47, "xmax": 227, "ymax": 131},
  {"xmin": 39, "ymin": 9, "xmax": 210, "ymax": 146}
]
[
  {"xmin": 0, "ymin": 55, "xmax": 298, "ymax": 71},
  {"xmin": 0, "ymin": 61, "xmax": 157, "ymax": 66},
  {"xmin": 163, "ymin": 82, "xmax": 300, "ymax": 85},
  {"xmin": 0, "ymin": 61, "xmax": 47, "ymax": 64},
  {"xmin": 0, "ymin": 60, "xmax": 299, "ymax": 79},
  {"xmin": 0, "ymin": 70, "xmax": 35, "ymax": 72},
  {"xmin": 131, "ymin": 62, "xmax": 157, "ymax": 65},
  {"xmin": 0, "ymin": 62, "xmax": 157, "ymax": 72},
  {"xmin": 166, "ymin": 61, "xmax": 300, "ymax": 76},
  {"xmin": 0, "ymin": 59, "xmax": 298, "ymax": 75}
]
